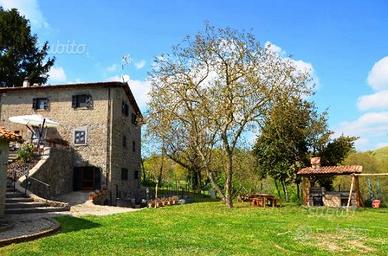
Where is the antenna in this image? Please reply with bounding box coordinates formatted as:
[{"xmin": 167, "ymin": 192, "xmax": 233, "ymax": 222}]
[{"xmin": 121, "ymin": 54, "xmax": 132, "ymax": 83}]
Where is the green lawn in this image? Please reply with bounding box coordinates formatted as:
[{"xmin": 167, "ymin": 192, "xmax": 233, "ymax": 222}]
[{"xmin": 1, "ymin": 202, "xmax": 387, "ymax": 255}]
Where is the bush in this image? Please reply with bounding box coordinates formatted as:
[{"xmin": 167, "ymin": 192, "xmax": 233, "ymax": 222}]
[{"xmin": 17, "ymin": 143, "xmax": 34, "ymax": 163}]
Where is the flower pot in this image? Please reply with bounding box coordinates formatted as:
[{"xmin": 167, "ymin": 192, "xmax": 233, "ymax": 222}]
[
  {"xmin": 372, "ymin": 199, "xmax": 381, "ymax": 208},
  {"xmin": 88, "ymin": 193, "xmax": 96, "ymax": 200}
]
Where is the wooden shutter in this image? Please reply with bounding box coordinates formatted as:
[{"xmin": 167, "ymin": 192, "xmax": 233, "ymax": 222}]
[
  {"xmin": 32, "ymin": 98, "xmax": 37, "ymax": 109},
  {"xmin": 72, "ymin": 95, "xmax": 78, "ymax": 108},
  {"xmin": 86, "ymin": 95, "xmax": 93, "ymax": 109},
  {"xmin": 125, "ymin": 104, "xmax": 129, "ymax": 116},
  {"xmin": 94, "ymin": 167, "xmax": 101, "ymax": 190},
  {"xmin": 43, "ymin": 99, "xmax": 49, "ymax": 110}
]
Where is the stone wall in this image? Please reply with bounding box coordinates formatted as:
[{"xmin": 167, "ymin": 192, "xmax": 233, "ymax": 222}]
[
  {"xmin": 109, "ymin": 87, "xmax": 141, "ymax": 200},
  {"xmin": 323, "ymin": 192, "xmax": 357, "ymax": 207},
  {"xmin": 0, "ymin": 87, "xmax": 110, "ymax": 188},
  {"xmin": 0, "ymin": 142, "xmax": 9, "ymax": 217},
  {"xmin": 20, "ymin": 147, "xmax": 73, "ymax": 199}
]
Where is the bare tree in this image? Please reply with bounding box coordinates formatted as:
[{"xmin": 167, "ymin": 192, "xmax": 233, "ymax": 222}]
[{"xmin": 147, "ymin": 24, "xmax": 313, "ymax": 208}]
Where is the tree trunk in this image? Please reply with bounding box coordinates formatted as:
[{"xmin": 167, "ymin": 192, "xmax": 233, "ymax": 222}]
[
  {"xmin": 274, "ymin": 179, "xmax": 282, "ymax": 199},
  {"xmin": 207, "ymin": 170, "xmax": 225, "ymax": 200},
  {"xmin": 188, "ymin": 167, "xmax": 201, "ymax": 192},
  {"xmin": 281, "ymin": 179, "xmax": 289, "ymax": 202},
  {"xmin": 156, "ymin": 148, "xmax": 165, "ymax": 198},
  {"xmin": 195, "ymin": 168, "xmax": 202, "ymax": 192},
  {"xmin": 157, "ymin": 164, "xmax": 163, "ymax": 190},
  {"xmin": 141, "ymin": 158, "xmax": 146, "ymax": 181},
  {"xmin": 224, "ymin": 151, "xmax": 234, "ymax": 208}
]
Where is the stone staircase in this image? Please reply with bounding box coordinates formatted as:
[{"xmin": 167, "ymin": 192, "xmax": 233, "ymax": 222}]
[
  {"xmin": 8, "ymin": 153, "xmax": 18, "ymax": 164},
  {"xmin": 5, "ymin": 183, "xmax": 69, "ymax": 215}
]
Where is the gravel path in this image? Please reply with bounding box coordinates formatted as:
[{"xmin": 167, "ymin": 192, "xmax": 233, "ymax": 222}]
[
  {"xmin": 69, "ymin": 200, "xmax": 143, "ymax": 217},
  {"xmin": 0, "ymin": 218, "xmax": 58, "ymax": 242},
  {"xmin": 1, "ymin": 201, "xmax": 143, "ymax": 244}
]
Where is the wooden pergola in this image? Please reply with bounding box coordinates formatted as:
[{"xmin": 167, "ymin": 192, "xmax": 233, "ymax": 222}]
[
  {"xmin": 298, "ymin": 158, "xmax": 388, "ymax": 209},
  {"xmin": 297, "ymin": 164, "xmax": 364, "ymax": 208},
  {"xmin": 347, "ymin": 173, "xmax": 388, "ymax": 211}
]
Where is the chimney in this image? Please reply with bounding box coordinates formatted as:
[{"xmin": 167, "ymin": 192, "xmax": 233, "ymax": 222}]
[
  {"xmin": 22, "ymin": 77, "xmax": 30, "ymax": 87},
  {"xmin": 311, "ymin": 157, "xmax": 321, "ymax": 169}
]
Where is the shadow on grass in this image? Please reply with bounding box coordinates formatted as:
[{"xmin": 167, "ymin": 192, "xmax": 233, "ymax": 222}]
[{"xmin": 53, "ymin": 216, "xmax": 101, "ymax": 234}]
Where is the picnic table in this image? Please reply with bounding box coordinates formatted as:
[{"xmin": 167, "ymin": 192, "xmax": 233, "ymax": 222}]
[{"xmin": 250, "ymin": 194, "xmax": 278, "ymax": 207}]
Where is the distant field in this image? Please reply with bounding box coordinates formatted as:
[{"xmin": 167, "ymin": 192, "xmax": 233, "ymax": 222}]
[
  {"xmin": 372, "ymin": 146, "xmax": 388, "ymax": 163},
  {"xmin": 1, "ymin": 202, "xmax": 387, "ymax": 255}
]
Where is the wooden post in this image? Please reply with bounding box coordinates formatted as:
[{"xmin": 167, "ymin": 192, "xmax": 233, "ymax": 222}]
[
  {"xmin": 354, "ymin": 176, "xmax": 363, "ymax": 207},
  {"xmin": 347, "ymin": 175, "xmax": 355, "ymax": 212}
]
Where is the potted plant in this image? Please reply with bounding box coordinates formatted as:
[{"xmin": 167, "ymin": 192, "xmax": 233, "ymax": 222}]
[
  {"xmin": 88, "ymin": 192, "xmax": 96, "ymax": 200},
  {"xmin": 372, "ymin": 199, "xmax": 381, "ymax": 208}
]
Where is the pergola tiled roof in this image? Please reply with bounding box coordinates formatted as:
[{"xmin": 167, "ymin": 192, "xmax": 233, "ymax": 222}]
[
  {"xmin": 297, "ymin": 165, "xmax": 363, "ymax": 176},
  {"xmin": 0, "ymin": 127, "xmax": 24, "ymax": 143}
]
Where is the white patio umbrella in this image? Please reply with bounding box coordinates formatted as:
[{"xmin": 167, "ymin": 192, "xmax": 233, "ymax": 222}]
[
  {"xmin": 9, "ymin": 114, "xmax": 59, "ymax": 128},
  {"xmin": 8, "ymin": 115, "xmax": 59, "ymax": 151}
]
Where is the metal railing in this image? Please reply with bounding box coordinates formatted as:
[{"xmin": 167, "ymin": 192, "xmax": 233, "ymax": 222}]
[{"xmin": 24, "ymin": 176, "xmax": 51, "ymax": 199}]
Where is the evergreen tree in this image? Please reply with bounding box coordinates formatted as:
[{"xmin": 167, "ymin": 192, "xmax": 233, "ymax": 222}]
[{"xmin": 0, "ymin": 7, "xmax": 54, "ymax": 87}]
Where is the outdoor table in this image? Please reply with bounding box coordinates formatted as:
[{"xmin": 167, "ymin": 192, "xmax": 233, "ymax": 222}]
[{"xmin": 250, "ymin": 194, "xmax": 278, "ymax": 207}]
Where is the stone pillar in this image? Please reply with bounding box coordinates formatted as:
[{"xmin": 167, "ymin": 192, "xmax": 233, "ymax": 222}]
[
  {"xmin": 301, "ymin": 177, "xmax": 310, "ymax": 206},
  {"xmin": 0, "ymin": 142, "xmax": 9, "ymax": 217}
]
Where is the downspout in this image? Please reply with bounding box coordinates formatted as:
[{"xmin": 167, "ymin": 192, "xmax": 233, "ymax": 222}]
[
  {"xmin": 0, "ymin": 94, "xmax": 2, "ymax": 122},
  {"xmin": 106, "ymin": 88, "xmax": 113, "ymax": 189}
]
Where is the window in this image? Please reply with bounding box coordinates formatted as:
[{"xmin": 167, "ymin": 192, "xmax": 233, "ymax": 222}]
[
  {"xmin": 122, "ymin": 101, "xmax": 129, "ymax": 116},
  {"xmin": 122, "ymin": 135, "xmax": 127, "ymax": 148},
  {"xmin": 121, "ymin": 168, "xmax": 128, "ymax": 180},
  {"xmin": 134, "ymin": 170, "xmax": 139, "ymax": 180},
  {"xmin": 132, "ymin": 141, "xmax": 136, "ymax": 152},
  {"xmin": 72, "ymin": 94, "xmax": 93, "ymax": 109},
  {"xmin": 131, "ymin": 113, "xmax": 137, "ymax": 125},
  {"xmin": 74, "ymin": 127, "xmax": 87, "ymax": 145},
  {"xmin": 32, "ymin": 98, "xmax": 49, "ymax": 110}
]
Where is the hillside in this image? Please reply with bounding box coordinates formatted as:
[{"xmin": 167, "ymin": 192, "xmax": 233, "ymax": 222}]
[{"xmin": 371, "ymin": 146, "xmax": 388, "ymax": 163}]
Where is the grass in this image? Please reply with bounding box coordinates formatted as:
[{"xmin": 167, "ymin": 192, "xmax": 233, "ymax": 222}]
[{"xmin": 1, "ymin": 202, "xmax": 387, "ymax": 255}]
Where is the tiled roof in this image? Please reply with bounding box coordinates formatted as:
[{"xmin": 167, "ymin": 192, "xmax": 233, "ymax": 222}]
[
  {"xmin": 297, "ymin": 165, "xmax": 363, "ymax": 175},
  {"xmin": 0, "ymin": 127, "xmax": 24, "ymax": 143}
]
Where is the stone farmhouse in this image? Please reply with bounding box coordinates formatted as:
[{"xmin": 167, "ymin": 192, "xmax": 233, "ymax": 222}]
[{"xmin": 0, "ymin": 81, "xmax": 142, "ymax": 204}]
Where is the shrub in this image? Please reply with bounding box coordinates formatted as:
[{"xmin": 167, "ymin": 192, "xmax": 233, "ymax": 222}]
[{"xmin": 17, "ymin": 143, "xmax": 34, "ymax": 163}]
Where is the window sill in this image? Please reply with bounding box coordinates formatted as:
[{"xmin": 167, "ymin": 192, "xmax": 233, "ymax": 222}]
[
  {"xmin": 74, "ymin": 143, "xmax": 88, "ymax": 147},
  {"xmin": 73, "ymin": 107, "xmax": 93, "ymax": 110}
]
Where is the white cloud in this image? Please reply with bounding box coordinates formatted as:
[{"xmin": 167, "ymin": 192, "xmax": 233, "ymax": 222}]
[
  {"xmin": 367, "ymin": 56, "xmax": 388, "ymax": 91},
  {"xmin": 292, "ymin": 59, "xmax": 314, "ymax": 75},
  {"xmin": 106, "ymin": 64, "xmax": 118, "ymax": 72},
  {"xmin": 264, "ymin": 41, "xmax": 285, "ymax": 55},
  {"xmin": 0, "ymin": 0, "xmax": 49, "ymax": 29},
  {"xmin": 105, "ymin": 74, "xmax": 151, "ymax": 111},
  {"xmin": 358, "ymin": 90, "xmax": 388, "ymax": 111},
  {"xmin": 134, "ymin": 60, "xmax": 146, "ymax": 70},
  {"xmin": 48, "ymin": 66, "xmax": 66, "ymax": 83},
  {"xmin": 335, "ymin": 112, "xmax": 388, "ymax": 150},
  {"xmin": 265, "ymin": 41, "xmax": 317, "ymax": 87},
  {"xmin": 339, "ymin": 56, "xmax": 388, "ymax": 150}
]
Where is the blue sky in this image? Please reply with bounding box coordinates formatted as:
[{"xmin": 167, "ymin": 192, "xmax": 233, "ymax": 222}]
[{"xmin": 1, "ymin": 0, "xmax": 388, "ymax": 151}]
